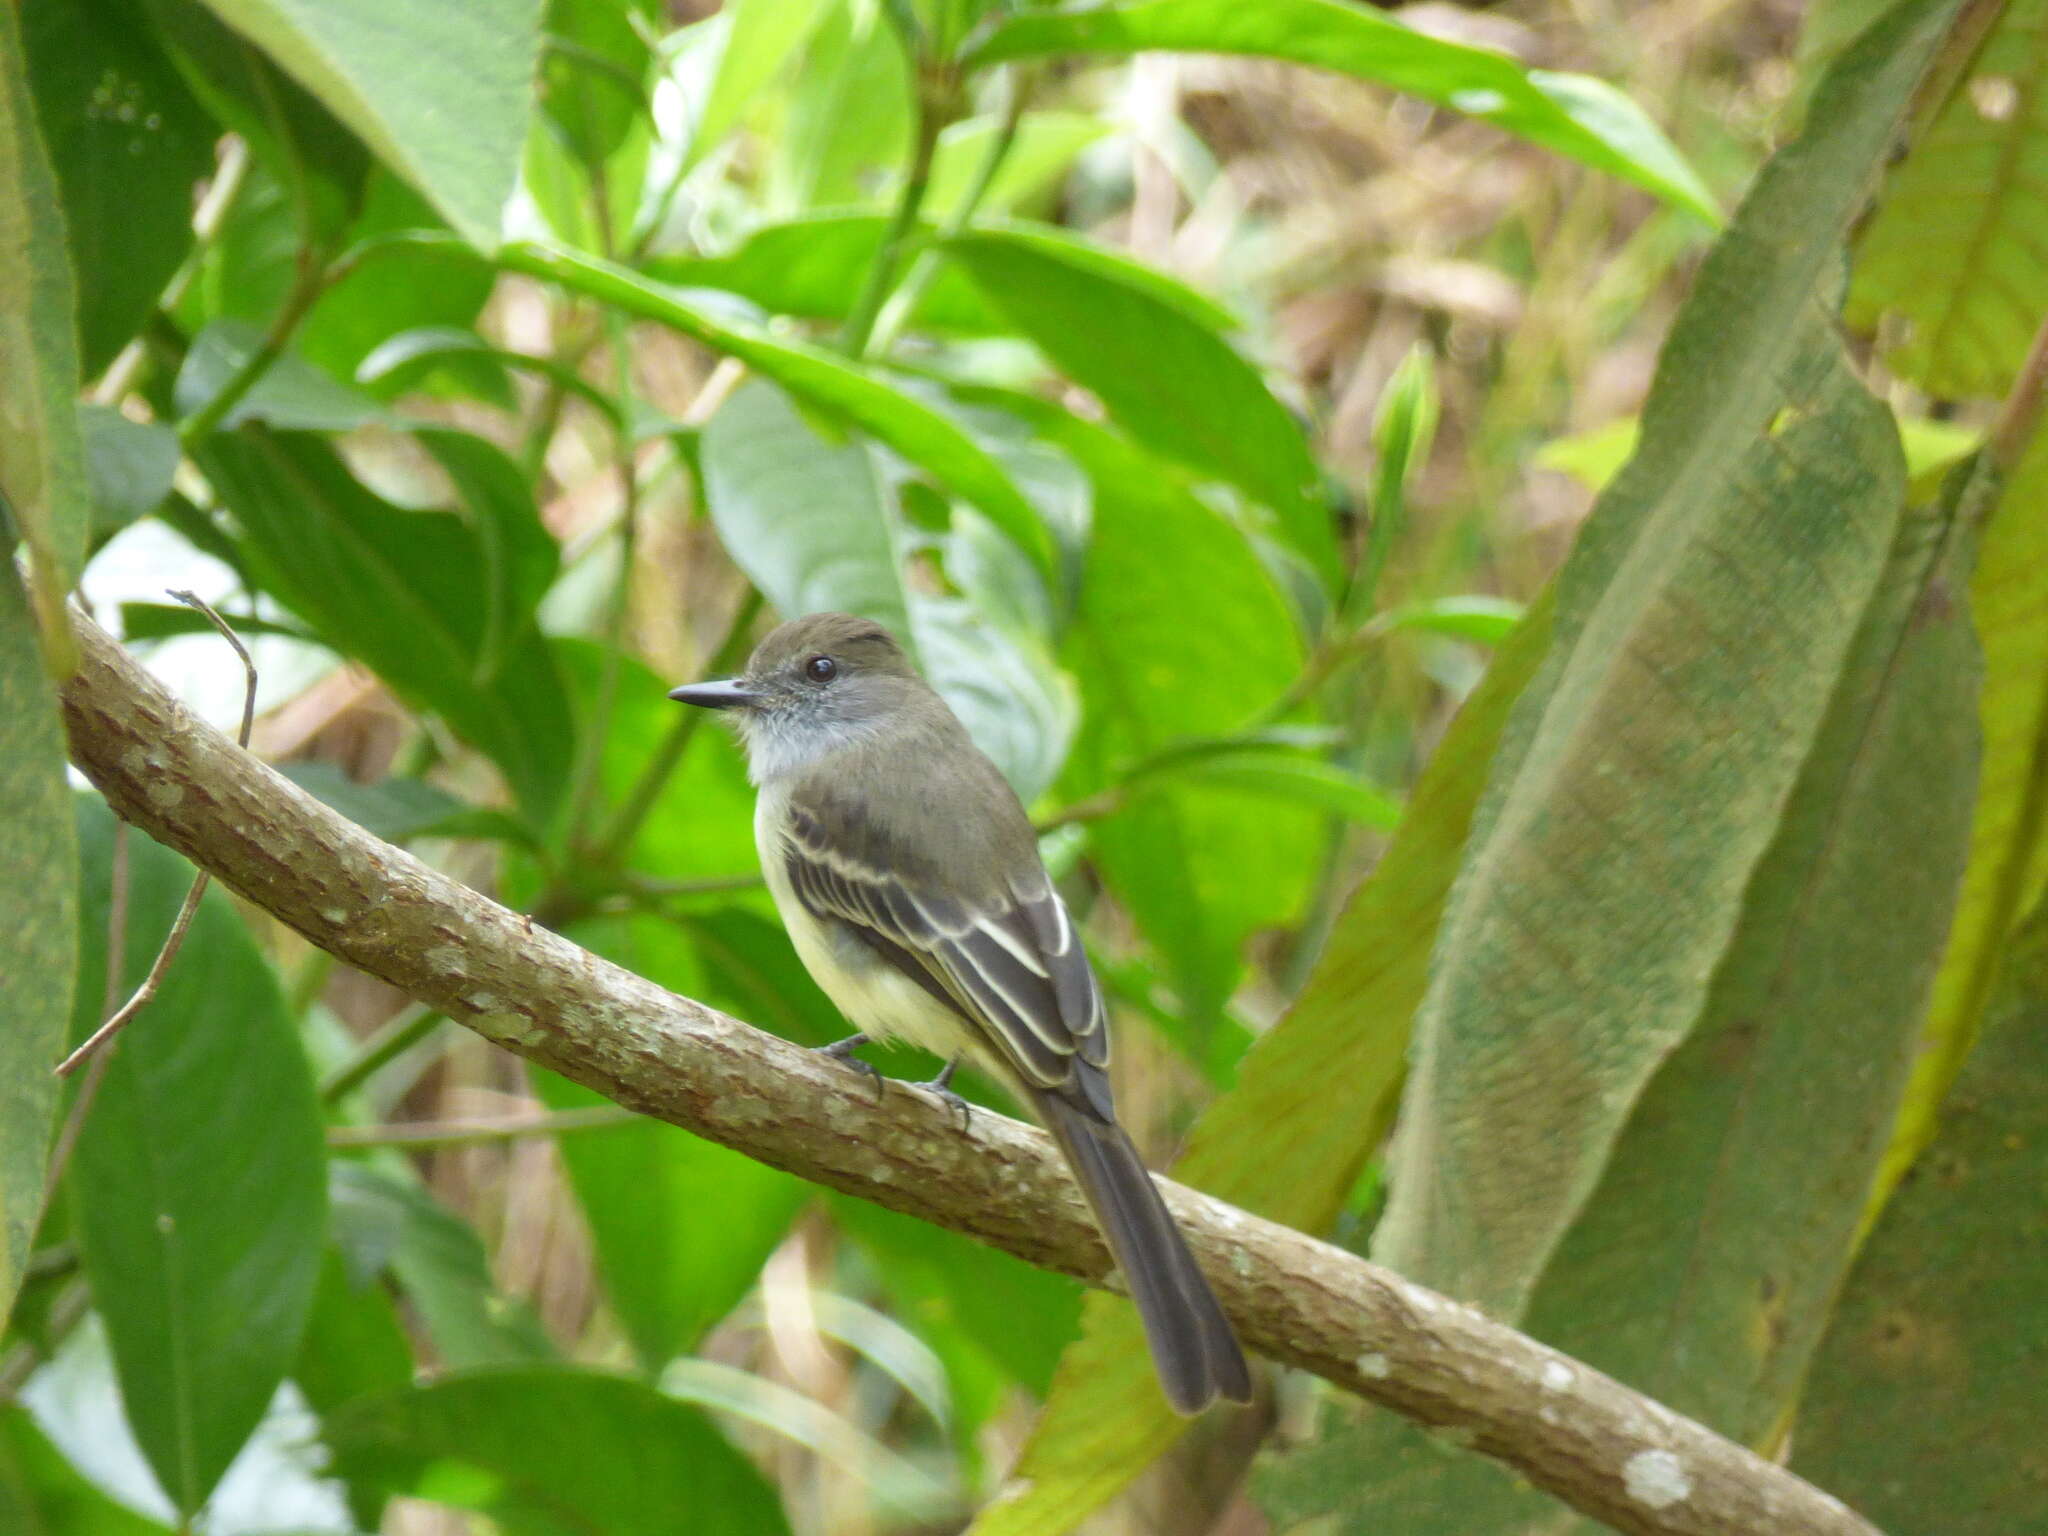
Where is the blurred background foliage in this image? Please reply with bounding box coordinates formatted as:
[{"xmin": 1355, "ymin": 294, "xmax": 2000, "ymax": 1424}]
[{"xmin": 2, "ymin": 0, "xmax": 2044, "ymax": 1533}]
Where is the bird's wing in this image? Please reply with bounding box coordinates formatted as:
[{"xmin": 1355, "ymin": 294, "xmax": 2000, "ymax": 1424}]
[{"xmin": 780, "ymin": 790, "xmax": 1109, "ymax": 1104}]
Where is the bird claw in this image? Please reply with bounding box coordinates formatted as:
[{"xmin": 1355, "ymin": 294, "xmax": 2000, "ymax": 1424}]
[
  {"xmin": 817, "ymin": 1033, "xmax": 884, "ymax": 1102},
  {"xmin": 918, "ymin": 1059, "xmax": 972, "ymax": 1132}
]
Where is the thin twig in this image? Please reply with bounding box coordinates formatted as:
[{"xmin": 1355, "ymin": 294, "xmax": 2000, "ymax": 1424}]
[
  {"xmin": 840, "ymin": 54, "xmax": 952, "ymax": 359},
  {"xmin": 326, "ymin": 1105, "xmax": 641, "ymax": 1150},
  {"xmin": 1990, "ymin": 309, "xmax": 2048, "ymax": 474},
  {"xmin": 53, "ymin": 593, "xmax": 255, "ymax": 1077}
]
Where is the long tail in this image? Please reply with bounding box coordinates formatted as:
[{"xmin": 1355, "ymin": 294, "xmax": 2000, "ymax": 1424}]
[{"xmin": 1034, "ymin": 1088, "xmax": 1252, "ymax": 1414}]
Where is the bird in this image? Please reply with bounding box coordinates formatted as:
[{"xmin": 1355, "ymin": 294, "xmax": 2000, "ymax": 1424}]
[{"xmin": 669, "ymin": 611, "xmax": 1252, "ymax": 1414}]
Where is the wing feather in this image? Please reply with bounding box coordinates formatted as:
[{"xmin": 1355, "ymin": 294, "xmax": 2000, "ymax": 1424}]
[{"xmin": 780, "ymin": 791, "xmax": 1105, "ymax": 1092}]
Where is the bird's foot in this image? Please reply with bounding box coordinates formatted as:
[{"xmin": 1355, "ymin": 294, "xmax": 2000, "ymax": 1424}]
[
  {"xmin": 917, "ymin": 1058, "xmax": 972, "ymax": 1132},
  {"xmin": 816, "ymin": 1033, "xmax": 884, "ymax": 1102}
]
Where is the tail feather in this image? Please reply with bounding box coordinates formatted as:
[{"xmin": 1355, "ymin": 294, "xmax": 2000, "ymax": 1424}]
[{"xmin": 1035, "ymin": 1089, "xmax": 1253, "ymax": 1414}]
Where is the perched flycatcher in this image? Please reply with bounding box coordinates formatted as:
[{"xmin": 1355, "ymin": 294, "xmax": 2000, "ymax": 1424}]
[{"xmin": 670, "ymin": 611, "xmax": 1251, "ymax": 1414}]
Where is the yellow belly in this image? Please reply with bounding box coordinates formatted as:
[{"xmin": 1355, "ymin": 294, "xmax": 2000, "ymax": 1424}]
[{"xmin": 756, "ymin": 793, "xmax": 986, "ymax": 1068}]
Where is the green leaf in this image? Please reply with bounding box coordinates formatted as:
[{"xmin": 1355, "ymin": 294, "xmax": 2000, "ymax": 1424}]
[
  {"xmin": 296, "ymin": 173, "xmax": 500, "ymax": 395},
  {"xmin": 831, "ymin": 1195, "xmax": 1083, "ymax": 1404},
  {"xmin": 0, "ymin": 0, "xmax": 90, "ymax": 667},
  {"xmin": 1790, "ymin": 898, "xmax": 2048, "ymax": 1536},
  {"xmin": 0, "ymin": 1407, "xmax": 174, "ymax": 1536},
  {"xmin": 537, "ymin": 0, "xmax": 650, "ymax": 171},
  {"xmin": 1848, "ymin": 0, "xmax": 2048, "ymax": 397},
  {"xmin": 700, "ymin": 379, "xmax": 1073, "ymax": 799},
  {"xmin": 77, "ymin": 407, "xmax": 179, "ymax": 537},
  {"xmin": 1033, "ymin": 410, "xmax": 1308, "ymax": 1021},
  {"xmin": 193, "ymin": 0, "xmax": 543, "ymax": 247},
  {"xmin": 502, "ymin": 240, "xmax": 1054, "ymax": 575},
  {"xmin": 143, "ymin": 0, "xmax": 370, "ymax": 245},
  {"xmin": 645, "ymin": 214, "xmax": 1005, "ymax": 334},
  {"xmin": 942, "ymin": 227, "xmax": 1336, "ymax": 586},
  {"xmin": 535, "ymin": 913, "xmax": 806, "ymax": 1369},
  {"xmin": 964, "ymin": 0, "xmax": 1718, "ymax": 224},
  {"xmin": 1142, "ymin": 746, "xmax": 1401, "ymax": 829},
  {"xmin": 925, "ymin": 112, "xmax": 1108, "ymax": 220},
  {"xmin": 977, "ymin": 594, "xmax": 1553, "ymax": 1536},
  {"xmin": 535, "ymin": 1055, "xmax": 805, "ymax": 1369},
  {"xmin": 196, "ymin": 427, "xmax": 576, "ymax": 821},
  {"xmin": 294, "ymin": 1244, "xmax": 412, "ymax": 1532},
  {"xmin": 20, "ymin": 0, "xmax": 216, "ymax": 378},
  {"xmin": 765, "ymin": 0, "xmax": 908, "ymax": 213},
  {"xmin": 0, "ymin": 572, "xmax": 74, "ymax": 1333},
  {"xmin": 1873, "ymin": 433, "xmax": 2048, "ymax": 1214},
  {"xmin": 173, "ymin": 318, "xmax": 385, "ymax": 433},
  {"xmin": 276, "ymin": 761, "xmax": 534, "ymax": 847},
  {"xmin": 1478, "ymin": 466, "xmax": 1976, "ymax": 1496},
  {"xmin": 329, "ymin": 1162, "xmax": 554, "ymax": 1368},
  {"xmin": 324, "ymin": 1367, "xmax": 790, "ymax": 1536},
  {"xmin": 1369, "ymin": 595, "xmax": 1523, "ymax": 647},
  {"xmin": 1372, "ymin": 0, "xmax": 1958, "ymax": 1323},
  {"xmin": 68, "ymin": 796, "xmax": 326, "ymax": 1517},
  {"xmin": 684, "ymin": 0, "xmax": 832, "ymax": 175}
]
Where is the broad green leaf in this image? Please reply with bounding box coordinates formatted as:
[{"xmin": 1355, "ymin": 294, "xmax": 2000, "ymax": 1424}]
[
  {"xmin": 974, "ymin": 594, "xmax": 1553, "ymax": 1536},
  {"xmin": 173, "ymin": 319, "xmax": 384, "ymax": 434},
  {"xmin": 1876, "ymin": 433, "xmax": 2048, "ymax": 1205},
  {"xmin": 831, "ymin": 1193, "xmax": 1084, "ymax": 1411},
  {"xmin": 700, "ymin": 379, "xmax": 1073, "ymax": 799},
  {"xmin": 1539, "ymin": 412, "xmax": 1981, "ymax": 498},
  {"xmin": 535, "ymin": 912, "xmax": 806, "ymax": 1369},
  {"xmin": 0, "ymin": 572, "xmax": 74, "ymax": 1332},
  {"xmin": 276, "ymin": 761, "xmax": 534, "ymax": 848},
  {"xmin": 537, "ymin": 0, "xmax": 650, "ymax": 171},
  {"xmin": 0, "ymin": 0, "xmax": 90, "ymax": 667},
  {"xmin": 0, "ymin": 1407, "xmax": 173, "ymax": 1536},
  {"xmin": 943, "ymin": 227, "xmax": 1336, "ymax": 586},
  {"xmin": 502, "ymin": 240, "xmax": 1053, "ymax": 575},
  {"xmin": 118, "ymin": 602, "xmax": 313, "ymax": 645},
  {"xmin": 329, "ymin": 1162, "xmax": 554, "ymax": 1369},
  {"xmin": 143, "ymin": 0, "xmax": 370, "ymax": 244},
  {"xmin": 1848, "ymin": 0, "xmax": 2048, "ymax": 397},
  {"xmin": 68, "ymin": 797, "xmax": 326, "ymax": 1517},
  {"xmin": 196, "ymin": 428, "xmax": 576, "ymax": 821},
  {"xmin": 1141, "ymin": 746, "xmax": 1401, "ymax": 829},
  {"xmin": 1372, "ymin": 0, "xmax": 1959, "ymax": 1322},
  {"xmin": 766, "ymin": 0, "xmax": 909, "ymax": 214},
  {"xmin": 294, "ymin": 1245, "xmax": 411, "ymax": 1533},
  {"xmin": 646, "ymin": 214, "xmax": 1005, "ymax": 334},
  {"xmin": 1037, "ymin": 412, "xmax": 1309, "ymax": 1021},
  {"xmin": 702, "ymin": 379, "xmax": 911, "ymax": 637},
  {"xmin": 295, "ymin": 173, "xmax": 500, "ymax": 395},
  {"xmin": 1369, "ymin": 595, "xmax": 1523, "ymax": 647},
  {"xmin": 325, "ymin": 1367, "xmax": 790, "ymax": 1536},
  {"xmin": 965, "ymin": 0, "xmax": 1717, "ymax": 224},
  {"xmin": 684, "ymin": 0, "xmax": 831, "ymax": 174},
  {"xmin": 193, "ymin": 0, "xmax": 543, "ymax": 246},
  {"xmin": 21, "ymin": 0, "xmax": 216, "ymax": 378},
  {"xmin": 1790, "ymin": 898, "xmax": 2048, "ymax": 1536},
  {"xmin": 293, "ymin": 1246, "xmax": 412, "ymax": 1416},
  {"xmin": 536, "ymin": 1052, "xmax": 805, "ymax": 1370},
  {"xmin": 925, "ymin": 112, "xmax": 1108, "ymax": 220},
  {"xmin": 1471, "ymin": 459, "xmax": 1977, "ymax": 1523},
  {"xmin": 77, "ymin": 407, "xmax": 179, "ymax": 537}
]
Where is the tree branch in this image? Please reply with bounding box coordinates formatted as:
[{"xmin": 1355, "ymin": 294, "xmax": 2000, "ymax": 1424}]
[{"xmin": 55, "ymin": 608, "xmax": 1880, "ymax": 1536}]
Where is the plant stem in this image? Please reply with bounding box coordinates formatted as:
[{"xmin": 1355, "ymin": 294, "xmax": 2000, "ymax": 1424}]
[
  {"xmin": 868, "ymin": 65, "xmax": 1035, "ymax": 355},
  {"xmin": 175, "ymin": 252, "xmax": 331, "ymax": 445},
  {"xmin": 319, "ymin": 1003, "xmax": 444, "ymax": 1104},
  {"xmin": 840, "ymin": 70, "xmax": 950, "ymax": 359},
  {"xmin": 327, "ymin": 1105, "xmax": 640, "ymax": 1149}
]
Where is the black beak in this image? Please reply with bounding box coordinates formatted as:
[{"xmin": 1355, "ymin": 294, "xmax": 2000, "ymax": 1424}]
[{"xmin": 667, "ymin": 677, "xmax": 761, "ymax": 710}]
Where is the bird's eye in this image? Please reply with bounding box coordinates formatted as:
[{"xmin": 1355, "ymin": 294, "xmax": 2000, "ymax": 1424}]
[{"xmin": 805, "ymin": 655, "xmax": 838, "ymax": 683}]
